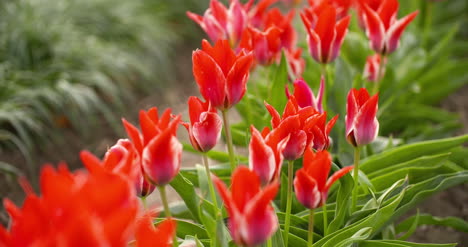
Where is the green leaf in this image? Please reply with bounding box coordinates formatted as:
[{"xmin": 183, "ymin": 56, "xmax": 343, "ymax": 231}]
[
  {"xmin": 397, "ymin": 209, "xmax": 420, "ymax": 240},
  {"xmin": 327, "ymin": 172, "xmax": 353, "ymax": 233},
  {"xmin": 267, "ymin": 53, "xmax": 288, "ymax": 112},
  {"xmin": 170, "ymin": 173, "xmax": 201, "ymax": 222},
  {"xmin": 396, "ymin": 214, "xmax": 468, "ymax": 234},
  {"xmin": 360, "ymin": 240, "xmax": 456, "ymax": 247},
  {"xmin": 314, "ymin": 190, "xmax": 405, "ymax": 247},
  {"xmin": 0, "ymin": 161, "xmax": 22, "ymax": 177},
  {"xmin": 331, "ymin": 227, "xmax": 373, "ymax": 247},
  {"xmin": 360, "ymin": 135, "xmax": 468, "ymax": 173},
  {"xmin": 161, "ymin": 218, "xmax": 209, "ymax": 240}
]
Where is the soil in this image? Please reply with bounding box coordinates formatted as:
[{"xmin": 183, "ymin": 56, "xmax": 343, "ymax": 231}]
[{"xmin": 0, "ymin": 41, "xmax": 467, "ymax": 245}]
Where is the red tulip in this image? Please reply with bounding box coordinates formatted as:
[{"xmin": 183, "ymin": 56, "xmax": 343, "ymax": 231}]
[
  {"xmin": 122, "ymin": 107, "xmax": 182, "ymax": 186},
  {"xmin": 183, "ymin": 96, "xmax": 222, "ymax": 153},
  {"xmin": 363, "ymin": 54, "xmax": 385, "ymax": 82},
  {"xmin": 301, "ymin": 4, "xmax": 350, "ymax": 64},
  {"xmin": 308, "ymin": 0, "xmax": 352, "ymax": 21},
  {"xmin": 249, "ymin": 125, "xmax": 289, "ymax": 185},
  {"xmin": 193, "ymin": 39, "xmax": 254, "ymax": 110},
  {"xmin": 294, "ymin": 149, "xmax": 353, "ymax": 209},
  {"xmin": 248, "ymin": 0, "xmax": 279, "ymax": 28},
  {"xmin": 265, "ymin": 96, "xmax": 337, "ymax": 160},
  {"xmin": 0, "ymin": 164, "xmax": 139, "ymax": 247},
  {"xmin": 80, "ymin": 139, "xmax": 155, "ymax": 197},
  {"xmin": 285, "ymin": 77, "xmax": 325, "ymax": 113},
  {"xmin": 263, "ymin": 8, "xmax": 297, "ymax": 50},
  {"xmin": 239, "ymin": 26, "xmax": 282, "ymax": 65},
  {"xmin": 345, "ymin": 88, "xmax": 379, "ymax": 147},
  {"xmin": 359, "ymin": 0, "xmax": 418, "ymax": 55},
  {"xmin": 214, "ymin": 166, "xmax": 279, "ymax": 247},
  {"xmin": 135, "ymin": 213, "xmax": 176, "ymax": 247},
  {"xmin": 187, "ymin": 0, "xmax": 248, "ymax": 46}
]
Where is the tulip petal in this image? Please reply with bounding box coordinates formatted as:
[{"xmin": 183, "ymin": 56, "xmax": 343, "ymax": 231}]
[
  {"xmin": 193, "ymin": 50, "xmax": 227, "ymax": 109},
  {"xmin": 193, "ymin": 112, "xmax": 222, "ymax": 152},
  {"xmin": 363, "ymin": 4, "xmax": 386, "ymax": 53},
  {"xmin": 353, "ymin": 94, "xmax": 379, "ymax": 146},
  {"xmin": 330, "ymin": 15, "xmax": 350, "ymax": 62},
  {"xmin": 242, "ymin": 182, "xmax": 279, "ymax": 246},
  {"xmin": 292, "ymin": 79, "xmax": 313, "ymax": 108},
  {"xmin": 142, "ymin": 128, "xmax": 182, "ymax": 186},
  {"xmin": 249, "ymin": 126, "xmax": 276, "ymax": 184},
  {"xmin": 303, "ymin": 149, "xmax": 331, "ymax": 192},
  {"xmin": 377, "ymin": 0, "xmax": 399, "ymax": 30},
  {"xmin": 122, "ymin": 119, "xmax": 143, "ymax": 154},
  {"xmin": 385, "ymin": 11, "xmax": 418, "ymax": 54},
  {"xmin": 294, "ymin": 169, "xmax": 321, "ymax": 209},
  {"xmin": 231, "ymin": 166, "xmax": 261, "ymax": 213},
  {"xmin": 314, "ymin": 6, "xmax": 337, "ymax": 63},
  {"xmin": 202, "ymin": 39, "xmax": 237, "ymax": 76},
  {"xmin": 226, "ymin": 52, "xmax": 253, "ymax": 106},
  {"xmin": 136, "ymin": 214, "xmax": 176, "ymax": 247}
]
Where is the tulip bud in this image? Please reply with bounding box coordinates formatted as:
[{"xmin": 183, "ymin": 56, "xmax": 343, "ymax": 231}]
[{"xmin": 345, "ymin": 88, "xmax": 379, "ymax": 147}]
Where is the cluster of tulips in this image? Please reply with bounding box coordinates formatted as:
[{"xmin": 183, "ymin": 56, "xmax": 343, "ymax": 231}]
[{"xmin": 0, "ymin": 0, "xmax": 423, "ymax": 246}]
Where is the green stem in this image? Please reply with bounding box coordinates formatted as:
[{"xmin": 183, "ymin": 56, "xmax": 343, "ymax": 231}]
[
  {"xmin": 320, "ymin": 63, "xmax": 329, "ymax": 111},
  {"xmin": 308, "ymin": 209, "xmax": 315, "ymax": 247},
  {"xmin": 267, "ymin": 238, "xmax": 272, "ymax": 247},
  {"xmin": 202, "ymin": 154, "xmax": 219, "ymax": 247},
  {"xmin": 322, "ymin": 204, "xmax": 328, "ymax": 236},
  {"xmin": 141, "ymin": 196, "xmax": 147, "ymax": 210},
  {"xmin": 284, "ymin": 160, "xmax": 295, "ymax": 247},
  {"xmin": 203, "ymin": 154, "xmax": 219, "ymax": 210},
  {"xmin": 351, "ymin": 147, "xmax": 361, "ymax": 213},
  {"xmin": 158, "ymin": 185, "xmax": 178, "ymax": 247},
  {"xmin": 372, "ymin": 55, "xmax": 387, "ymax": 95},
  {"xmin": 221, "ymin": 109, "xmax": 236, "ymax": 172},
  {"xmin": 158, "ymin": 185, "xmax": 171, "ymax": 218}
]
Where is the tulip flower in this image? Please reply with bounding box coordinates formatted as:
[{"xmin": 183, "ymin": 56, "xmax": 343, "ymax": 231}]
[
  {"xmin": 193, "ymin": 39, "xmax": 254, "ymax": 110},
  {"xmin": 263, "ymin": 8, "xmax": 297, "ymax": 50},
  {"xmin": 363, "ymin": 54, "xmax": 385, "ymax": 82},
  {"xmin": 122, "ymin": 107, "xmax": 182, "ymax": 186},
  {"xmin": 239, "ymin": 26, "xmax": 282, "ymax": 65},
  {"xmin": 294, "ymin": 149, "xmax": 354, "ymax": 209},
  {"xmin": 346, "ymin": 88, "xmax": 379, "ymax": 147},
  {"xmin": 135, "ymin": 214, "xmax": 176, "ymax": 247},
  {"xmin": 249, "ymin": 125, "xmax": 289, "ymax": 185},
  {"xmin": 183, "ymin": 96, "xmax": 222, "ymax": 153},
  {"xmin": 359, "ymin": 0, "xmax": 418, "ymax": 55},
  {"xmin": 80, "ymin": 139, "xmax": 155, "ymax": 197},
  {"xmin": 214, "ymin": 166, "xmax": 279, "ymax": 247},
  {"xmin": 301, "ymin": 4, "xmax": 350, "ymax": 64},
  {"xmin": 187, "ymin": 0, "xmax": 248, "ymax": 46},
  {"xmin": 265, "ymin": 96, "xmax": 337, "ymax": 160},
  {"xmin": 0, "ymin": 164, "xmax": 139, "ymax": 247},
  {"xmin": 307, "ymin": 0, "xmax": 352, "ymax": 21},
  {"xmin": 285, "ymin": 77, "xmax": 325, "ymax": 113}
]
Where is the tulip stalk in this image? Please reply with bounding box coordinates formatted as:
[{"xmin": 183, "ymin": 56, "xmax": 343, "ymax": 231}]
[
  {"xmin": 158, "ymin": 186, "xmax": 172, "ymax": 218},
  {"xmin": 222, "ymin": 110, "xmax": 236, "ymax": 171},
  {"xmin": 351, "ymin": 147, "xmax": 361, "ymax": 212},
  {"xmin": 203, "ymin": 154, "xmax": 219, "ymax": 211},
  {"xmin": 322, "ymin": 204, "xmax": 328, "ymax": 236},
  {"xmin": 308, "ymin": 209, "xmax": 315, "ymax": 247},
  {"xmin": 372, "ymin": 56, "xmax": 387, "ymax": 95},
  {"xmin": 421, "ymin": 0, "xmax": 434, "ymax": 49},
  {"xmin": 284, "ymin": 160, "xmax": 295, "ymax": 246}
]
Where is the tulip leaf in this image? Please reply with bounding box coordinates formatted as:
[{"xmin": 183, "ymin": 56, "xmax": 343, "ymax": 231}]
[
  {"xmin": 329, "ymin": 227, "xmax": 373, "ymax": 247},
  {"xmin": 396, "ymin": 214, "xmax": 468, "ymax": 234},
  {"xmin": 359, "ymin": 240, "xmax": 456, "ymax": 247},
  {"xmin": 327, "ymin": 172, "xmax": 353, "ymax": 233},
  {"xmin": 314, "ymin": 190, "xmax": 405, "ymax": 247},
  {"xmin": 170, "ymin": 173, "xmax": 201, "ymax": 222},
  {"xmin": 159, "ymin": 218, "xmax": 208, "ymax": 240},
  {"xmin": 391, "ymin": 171, "xmax": 468, "ymax": 225},
  {"xmin": 267, "ymin": 52, "xmax": 289, "ymax": 113},
  {"xmin": 360, "ymin": 135, "xmax": 468, "ymax": 173}
]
